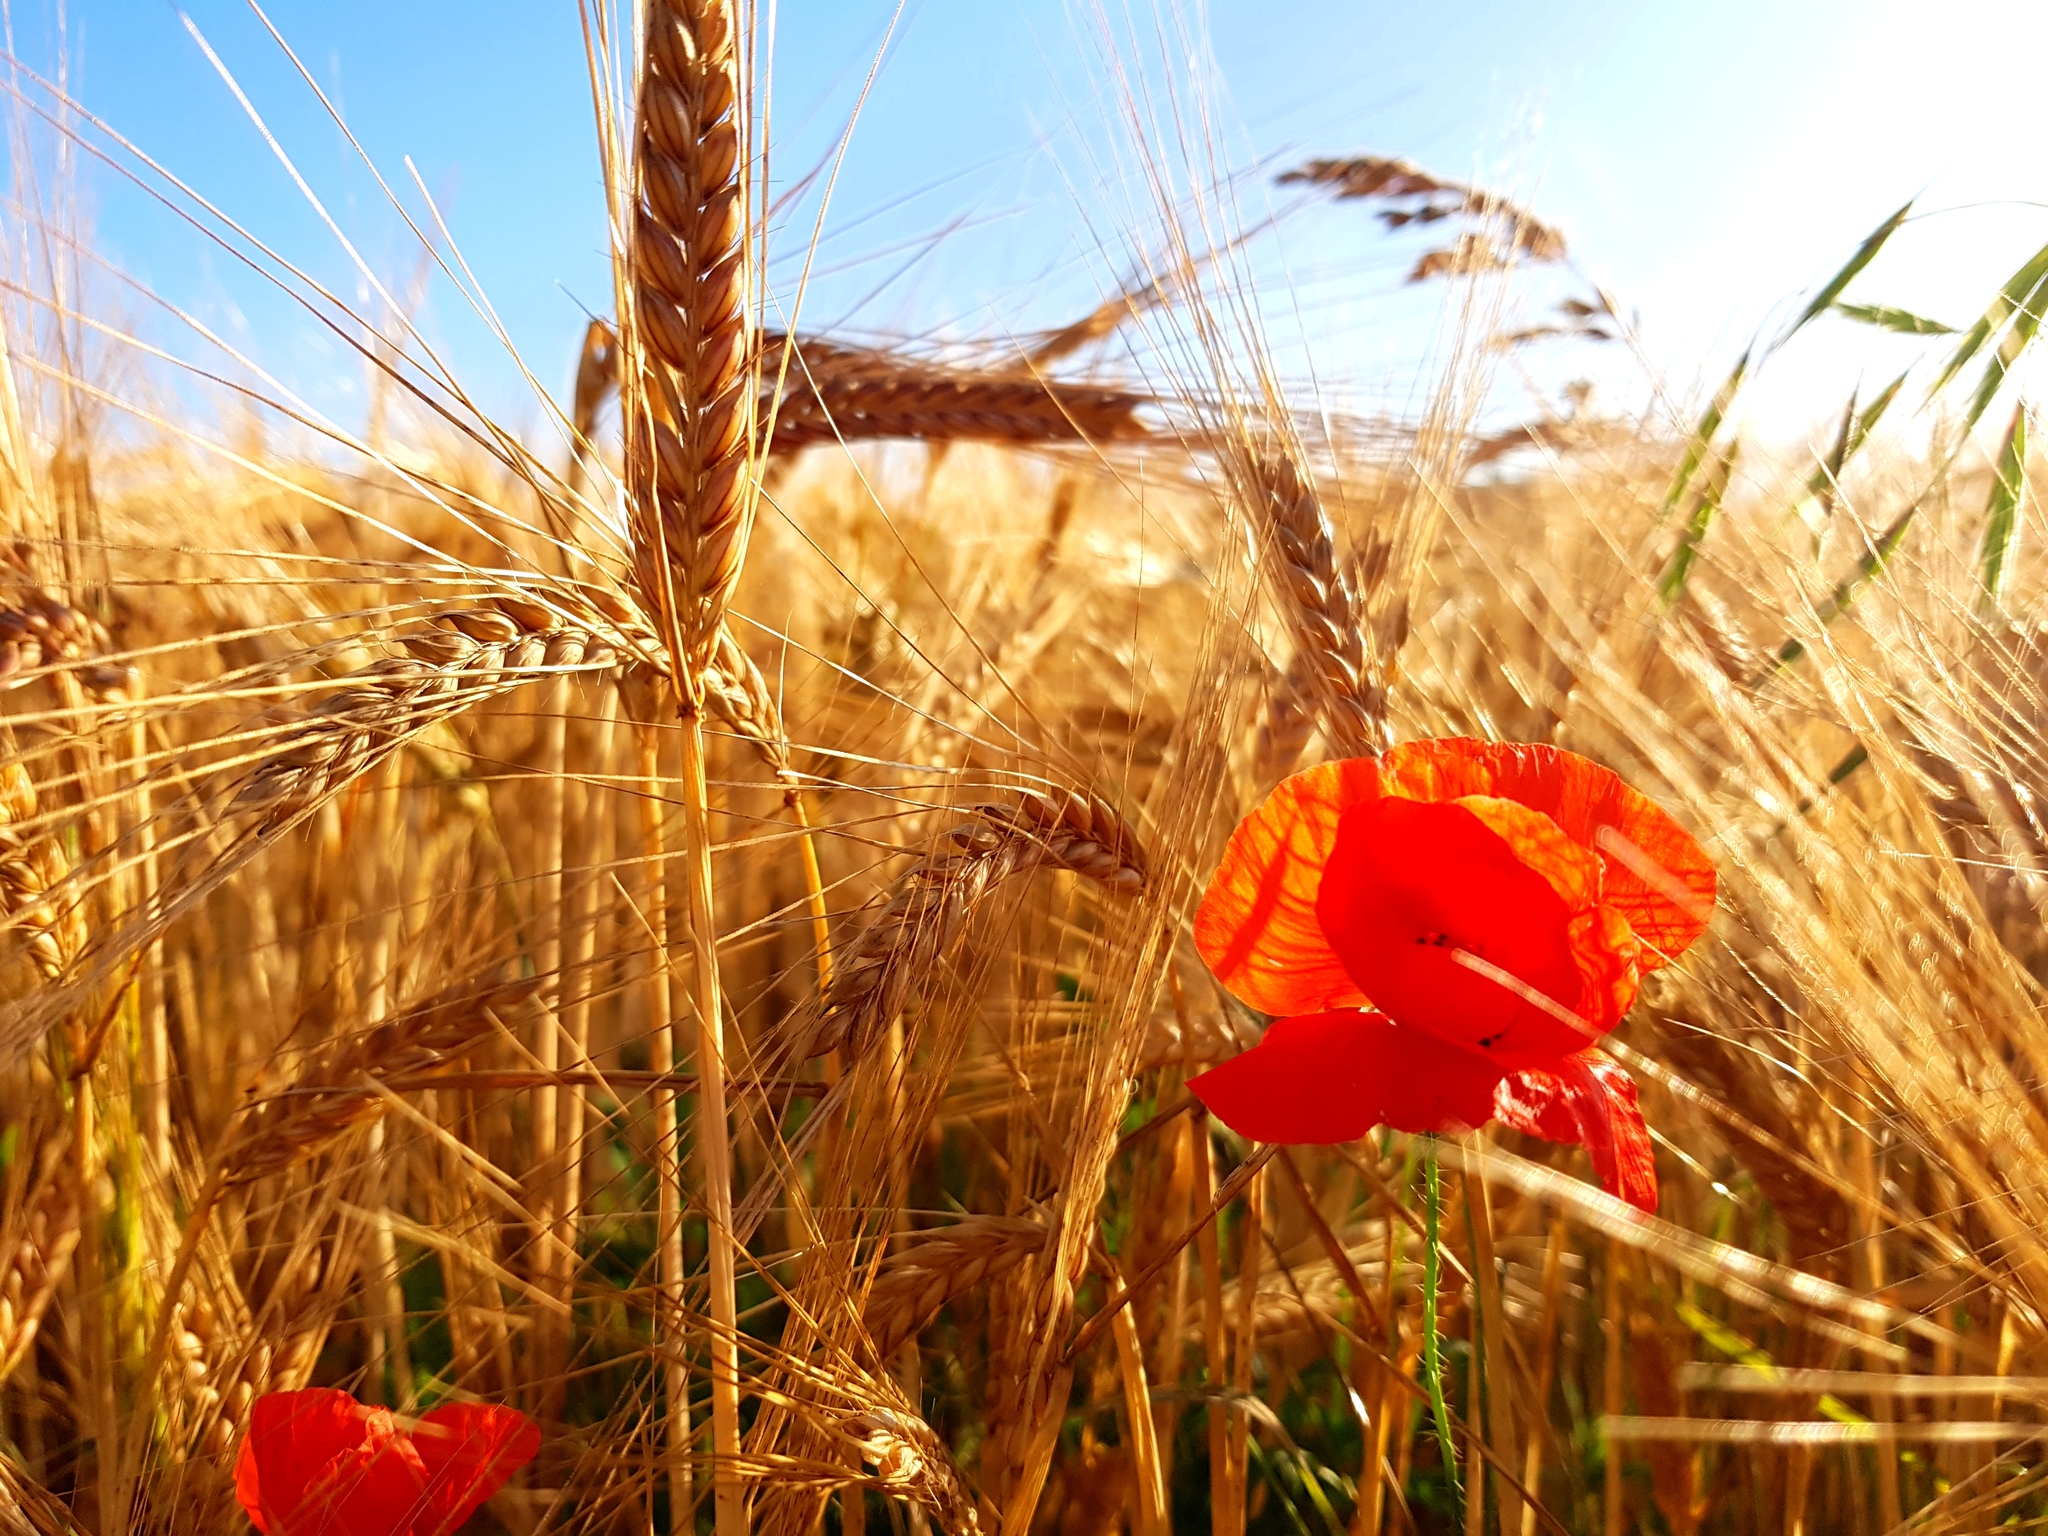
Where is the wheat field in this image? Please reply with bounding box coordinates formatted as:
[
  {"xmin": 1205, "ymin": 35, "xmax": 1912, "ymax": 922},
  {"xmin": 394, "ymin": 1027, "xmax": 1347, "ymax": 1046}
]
[{"xmin": 1, "ymin": 3, "xmax": 2047, "ymax": 1533}]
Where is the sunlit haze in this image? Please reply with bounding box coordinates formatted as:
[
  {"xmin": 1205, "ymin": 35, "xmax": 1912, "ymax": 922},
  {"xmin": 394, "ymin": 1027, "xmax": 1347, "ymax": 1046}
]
[{"xmin": 16, "ymin": 0, "xmax": 2041, "ymax": 449}]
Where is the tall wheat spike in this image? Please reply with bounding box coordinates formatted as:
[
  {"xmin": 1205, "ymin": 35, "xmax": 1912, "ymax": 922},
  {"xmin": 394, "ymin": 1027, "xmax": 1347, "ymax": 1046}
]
[{"xmin": 620, "ymin": 1, "xmax": 755, "ymax": 1529}]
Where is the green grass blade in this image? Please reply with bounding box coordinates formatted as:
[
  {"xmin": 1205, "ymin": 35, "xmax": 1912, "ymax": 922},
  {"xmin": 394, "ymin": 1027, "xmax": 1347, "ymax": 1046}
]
[
  {"xmin": 1789, "ymin": 371, "xmax": 1909, "ymax": 537},
  {"xmin": 1961, "ymin": 268, "xmax": 2048, "ymax": 434},
  {"xmin": 1805, "ymin": 391, "xmax": 1861, "ymax": 519},
  {"xmin": 1842, "ymin": 369, "xmax": 1909, "ymax": 463},
  {"xmin": 1833, "ymin": 302, "xmax": 1954, "ymax": 335},
  {"xmin": 1931, "ymin": 238, "xmax": 2048, "ymax": 397},
  {"xmin": 1421, "ymin": 1143, "xmax": 1462, "ymax": 1509},
  {"xmin": 1980, "ymin": 402, "xmax": 2029, "ymax": 606},
  {"xmin": 1760, "ymin": 501, "xmax": 1919, "ymax": 678},
  {"xmin": 1663, "ymin": 348, "xmax": 1750, "ymax": 515},
  {"xmin": 1660, "ymin": 434, "xmax": 1741, "ymax": 602},
  {"xmin": 1788, "ymin": 200, "xmax": 1913, "ymax": 335},
  {"xmin": 1785, "ymin": 743, "xmax": 1873, "ymax": 822}
]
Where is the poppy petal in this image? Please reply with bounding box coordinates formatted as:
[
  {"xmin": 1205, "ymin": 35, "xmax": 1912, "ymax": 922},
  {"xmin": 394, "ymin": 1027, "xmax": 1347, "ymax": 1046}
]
[
  {"xmin": 413, "ymin": 1403, "xmax": 542, "ymax": 1535},
  {"xmin": 1315, "ymin": 795, "xmax": 1634, "ymax": 1065},
  {"xmin": 1195, "ymin": 758, "xmax": 1380, "ymax": 1017},
  {"xmin": 236, "ymin": 1390, "xmax": 368, "ymax": 1535},
  {"xmin": 308, "ymin": 1439, "xmax": 431, "ymax": 1536},
  {"xmin": 1188, "ymin": 1010, "xmax": 1506, "ymax": 1142},
  {"xmin": 1381, "ymin": 738, "xmax": 1716, "ymax": 967},
  {"xmin": 1494, "ymin": 1051, "xmax": 1658, "ymax": 1212},
  {"xmin": 235, "ymin": 1390, "xmax": 426, "ymax": 1536}
]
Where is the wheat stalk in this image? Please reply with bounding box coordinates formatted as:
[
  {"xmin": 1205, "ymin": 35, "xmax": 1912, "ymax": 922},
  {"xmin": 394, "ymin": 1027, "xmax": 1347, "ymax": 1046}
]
[
  {"xmin": 620, "ymin": 5, "xmax": 761, "ymax": 1526},
  {"xmin": 799, "ymin": 787, "xmax": 1148, "ymax": 1062}
]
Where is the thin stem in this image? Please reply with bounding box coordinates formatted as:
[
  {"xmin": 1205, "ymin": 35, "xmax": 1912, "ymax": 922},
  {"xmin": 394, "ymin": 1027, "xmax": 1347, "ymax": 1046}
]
[
  {"xmin": 677, "ymin": 708, "xmax": 745, "ymax": 1536},
  {"xmin": 531, "ymin": 675, "xmax": 569, "ymax": 1418},
  {"xmin": 786, "ymin": 787, "xmax": 833, "ymax": 991},
  {"xmin": 1464, "ymin": 1158, "xmax": 1522, "ymax": 1536},
  {"xmin": 117, "ymin": 1161, "xmax": 231, "ymax": 1528},
  {"xmin": 636, "ymin": 724, "xmax": 690, "ymax": 1520},
  {"xmin": 1423, "ymin": 1138, "xmax": 1462, "ymax": 1508}
]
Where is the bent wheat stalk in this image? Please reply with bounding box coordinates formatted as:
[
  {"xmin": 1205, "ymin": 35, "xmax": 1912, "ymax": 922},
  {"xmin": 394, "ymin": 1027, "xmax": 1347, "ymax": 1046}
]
[
  {"xmin": 117, "ymin": 971, "xmax": 544, "ymax": 1520},
  {"xmin": 218, "ymin": 973, "xmax": 546, "ymax": 1186}
]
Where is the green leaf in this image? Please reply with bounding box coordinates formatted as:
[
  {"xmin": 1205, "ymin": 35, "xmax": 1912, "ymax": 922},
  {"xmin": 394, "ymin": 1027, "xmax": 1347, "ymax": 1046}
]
[
  {"xmin": 1789, "ymin": 200, "xmax": 1914, "ymax": 334},
  {"xmin": 1788, "ymin": 371, "xmax": 1907, "ymax": 538},
  {"xmin": 1962, "ymin": 266, "xmax": 2048, "ymax": 434},
  {"xmin": 1666, "ymin": 205, "xmax": 1908, "ymax": 520},
  {"xmin": 1980, "ymin": 402, "xmax": 2029, "ymax": 606},
  {"xmin": 1663, "ymin": 348, "xmax": 1750, "ymax": 515},
  {"xmin": 1931, "ymin": 238, "xmax": 2048, "ymax": 398},
  {"xmin": 1660, "ymin": 434, "xmax": 1741, "ymax": 602},
  {"xmin": 1833, "ymin": 302, "xmax": 1955, "ymax": 335},
  {"xmin": 1763, "ymin": 503, "xmax": 1919, "ymax": 678},
  {"xmin": 1782, "ymin": 742, "xmax": 1871, "ymax": 825}
]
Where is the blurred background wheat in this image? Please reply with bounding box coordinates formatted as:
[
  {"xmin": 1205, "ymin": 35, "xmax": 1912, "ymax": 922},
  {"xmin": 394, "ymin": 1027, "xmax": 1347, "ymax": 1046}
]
[{"xmin": 1, "ymin": 2, "xmax": 2046, "ymax": 1533}]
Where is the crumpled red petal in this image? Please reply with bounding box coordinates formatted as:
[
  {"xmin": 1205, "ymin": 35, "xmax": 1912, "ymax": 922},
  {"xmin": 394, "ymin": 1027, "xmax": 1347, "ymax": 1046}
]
[
  {"xmin": 412, "ymin": 1403, "xmax": 542, "ymax": 1535},
  {"xmin": 234, "ymin": 1389, "xmax": 426, "ymax": 1536},
  {"xmin": 1194, "ymin": 758, "xmax": 1380, "ymax": 1017},
  {"xmin": 1379, "ymin": 738, "xmax": 1716, "ymax": 968},
  {"xmin": 1189, "ymin": 1010, "xmax": 1506, "ymax": 1142},
  {"xmin": 1314, "ymin": 795, "xmax": 1637, "ymax": 1065},
  {"xmin": 1494, "ymin": 1050, "xmax": 1658, "ymax": 1212}
]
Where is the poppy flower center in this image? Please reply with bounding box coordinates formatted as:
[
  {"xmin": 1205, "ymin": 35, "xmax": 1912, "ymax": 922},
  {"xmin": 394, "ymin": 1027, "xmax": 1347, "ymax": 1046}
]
[{"xmin": 1315, "ymin": 794, "xmax": 1592, "ymax": 1065}]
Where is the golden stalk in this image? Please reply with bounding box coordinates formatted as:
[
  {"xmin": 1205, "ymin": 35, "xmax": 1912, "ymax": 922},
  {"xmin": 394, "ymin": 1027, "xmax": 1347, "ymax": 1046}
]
[
  {"xmin": 621, "ymin": 1, "xmax": 757, "ymax": 1526},
  {"xmin": 1464, "ymin": 1161, "xmax": 1523, "ymax": 1536},
  {"xmin": 676, "ymin": 710, "xmax": 744, "ymax": 1532},
  {"xmin": 636, "ymin": 720, "xmax": 691, "ymax": 1519}
]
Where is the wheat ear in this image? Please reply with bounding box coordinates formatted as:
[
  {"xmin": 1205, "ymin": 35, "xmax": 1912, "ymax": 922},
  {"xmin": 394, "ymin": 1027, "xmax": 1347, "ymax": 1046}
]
[
  {"xmin": 768, "ymin": 333, "xmax": 1149, "ymax": 452},
  {"xmin": 625, "ymin": 0, "xmax": 754, "ymax": 662},
  {"xmin": 122, "ymin": 970, "xmax": 545, "ymax": 1513},
  {"xmin": 0, "ymin": 764, "xmax": 84, "ymax": 984},
  {"xmin": 0, "ymin": 1137, "xmax": 81, "ymax": 1381},
  {"xmin": 863, "ymin": 1215, "xmax": 1048, "ymax": 1361},
  {"xmin": 568, "ymin": 315, "xmax": 620, "ymax": 497},
  {"xmin": 1242, "ymin": 450, "xmax": 1383, "ymax": 757},
  {"xmin": 835, "ymin": 1403, "xmax": 983, "ymax": 1533},
  {"xmin": 218, "ymin": 973, "xmax": 546, "ymax": 1186},
  {"xmin": 230, "ymin": 604, "xmax": 622, "ymax": 829},
  {"xmin": 799, "ymin": 788, "xmax": 1148, "ymax": 1063}
]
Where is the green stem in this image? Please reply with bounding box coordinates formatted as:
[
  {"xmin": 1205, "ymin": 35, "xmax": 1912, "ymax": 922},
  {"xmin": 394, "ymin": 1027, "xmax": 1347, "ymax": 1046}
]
[{"xmin": 1422, "ymin": 1138, "xmax": 1462, "ymax": 1506}]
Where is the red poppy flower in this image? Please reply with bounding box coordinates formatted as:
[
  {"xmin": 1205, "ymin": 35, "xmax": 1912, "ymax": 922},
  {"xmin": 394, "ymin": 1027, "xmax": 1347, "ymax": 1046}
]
[
  {"xmin": 1188, "ymin": 739, "xmax": 1712, "ymax": 1211},
  {"xmin": 234, "ymin": 1389, "xmax": 539, "ymax": 1536}
]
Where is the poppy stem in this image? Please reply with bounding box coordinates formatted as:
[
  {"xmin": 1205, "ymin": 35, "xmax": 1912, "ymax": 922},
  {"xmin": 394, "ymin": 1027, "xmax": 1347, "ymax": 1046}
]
[{"xmin": 1422, "ymin": 1137, "xmax": 1464, "ymax": 1507}]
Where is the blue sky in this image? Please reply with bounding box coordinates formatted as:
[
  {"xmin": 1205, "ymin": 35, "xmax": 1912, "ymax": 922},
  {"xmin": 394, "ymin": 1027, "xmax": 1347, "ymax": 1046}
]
[{"xmin": 10, "ymin": 0, "xmax": 2042, "ymax": 447}]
